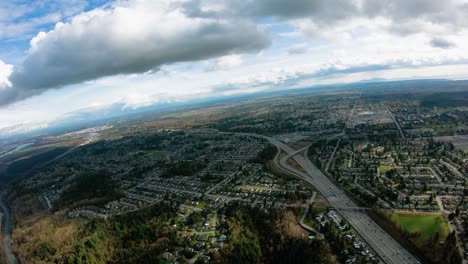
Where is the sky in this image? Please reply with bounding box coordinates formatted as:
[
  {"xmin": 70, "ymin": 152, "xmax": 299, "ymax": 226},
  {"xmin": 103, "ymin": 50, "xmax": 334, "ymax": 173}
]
[{"xmin": 1, "ymin": 0, "xmax": 468, "ymax": 136}]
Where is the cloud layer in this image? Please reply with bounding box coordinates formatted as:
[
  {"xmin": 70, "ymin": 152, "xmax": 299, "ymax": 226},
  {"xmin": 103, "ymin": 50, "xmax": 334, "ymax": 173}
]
[
  {"xmin": 1, "ymin": 0, "xmax": 468, "ymax": 106},
  {"xmin": 185, "ymin": 0, "xmax": 468, "ymax": 31}
]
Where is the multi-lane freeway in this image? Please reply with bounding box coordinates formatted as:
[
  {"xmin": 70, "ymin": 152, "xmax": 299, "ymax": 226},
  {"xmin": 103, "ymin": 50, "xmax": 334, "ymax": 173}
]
[{"xmin": 256, "ymin": 134, "xmax": 420, "ymax": 264}]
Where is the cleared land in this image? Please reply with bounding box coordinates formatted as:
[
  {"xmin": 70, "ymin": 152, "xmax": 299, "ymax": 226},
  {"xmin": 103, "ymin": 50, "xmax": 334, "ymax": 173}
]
[{"xmin": 378, "ymin": 165, "xmax": 398, "ymax": 172}]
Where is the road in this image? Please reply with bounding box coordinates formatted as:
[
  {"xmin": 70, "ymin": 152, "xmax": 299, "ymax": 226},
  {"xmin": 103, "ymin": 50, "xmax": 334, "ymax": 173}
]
[
  {"xmin": 298, "ymin": 192, "xmax": 322, "ymax": 235},
  {"xmin": 324, "ymin": 88, "xmax": 358, "ymax": 171},
  {"xmin": 260, "ymin": 134, "xmax": 419, "ymax": 264},
  {"xmin": 0, "ymin": 193, "xmax": 17, "ymax": 264},
  {"xmin": 344, "ymin": 89, "xmax": 362, "ymax": 130},
  {"xmin": 324, "ymin": 138, "xmax": 341, "ymax": 172},
  {"xmin": 387, "ymin": 107, "xmax": 406, "ymax": 139}
]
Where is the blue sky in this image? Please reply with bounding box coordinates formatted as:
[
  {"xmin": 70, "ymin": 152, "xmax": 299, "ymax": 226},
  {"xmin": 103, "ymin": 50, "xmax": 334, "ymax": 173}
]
[{"xmin": 1, "ymin": 0, "xmax": 468, "ymax": 136}]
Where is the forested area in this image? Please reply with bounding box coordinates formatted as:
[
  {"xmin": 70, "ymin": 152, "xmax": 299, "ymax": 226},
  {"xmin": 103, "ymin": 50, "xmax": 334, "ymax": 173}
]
[
  {"xmin": 1, "ymin": 147, "xmax": 69, "ymax": 181},
  {"xmin": 16, "ymin": 203, "xmax": 177, "ymax": 264},
  {"xmin": 57, "ymin": 169, "xmax": 123, "ymax": 208},
  {"xmin": 218, "ymin": 205, "xmax": 336, "ymax": 264}
]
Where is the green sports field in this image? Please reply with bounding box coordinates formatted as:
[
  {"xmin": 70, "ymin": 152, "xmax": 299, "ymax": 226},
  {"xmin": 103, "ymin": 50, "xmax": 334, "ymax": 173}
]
[{"xmin": 389, "ymin": 212, "xmax": 449, "ymax": 246}]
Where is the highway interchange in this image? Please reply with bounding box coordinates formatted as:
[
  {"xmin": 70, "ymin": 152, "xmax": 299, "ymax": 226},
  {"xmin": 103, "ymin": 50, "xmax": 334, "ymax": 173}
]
[
  {"xmin": 233, "ymin": 90, "xmax": 421, "ymax": 263},
  {"xmin": 264, "ymin": 134, "xmax": 420, "ymax": 264}
]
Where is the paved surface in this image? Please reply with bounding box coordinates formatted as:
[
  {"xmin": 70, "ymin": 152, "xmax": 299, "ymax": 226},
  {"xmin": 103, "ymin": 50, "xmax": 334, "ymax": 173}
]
[
  {"xmin": 0, "ymin": 193, "xmax": 17, "ymax": 264},
  {"xmin": 387, "ymin": 107, "xmax": 406, "ymax": 139},
  {"xmin": 262, "ymin": 135, "xmax": 420, "ymax": 264},
  {"xmin": 324, "ymin": 138, "xmax": 341, "ymax": 172},
  {"xmin": 298, "ymin": 192, "xmax": 322, "ymax": 235}
]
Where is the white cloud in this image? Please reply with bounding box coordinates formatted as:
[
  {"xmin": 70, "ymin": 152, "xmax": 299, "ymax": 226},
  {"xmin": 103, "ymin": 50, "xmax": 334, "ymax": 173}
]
[
  {"xmin": 287, "ymin": 44, "xmax": 309, "ymax": 55},
  {"xmin": 2, "ymin": 0, "xmax": 270, "ymax": 106},
  {"xmin": 0, "ymin": 60, "xmax": 13, "ymax": 88},
  {"xmin": 219, "ymin": 49, "xmax": 468, "ymax": 91},
  {"xmin": 212, "ymin": 55, "xmax": 243, "ymax": 71},
  {"xmin": 0, "ymin": 122, "xmax": 49, "ymax": 137},
  {"xmin": 295, "ymin": 19, "xmax": 353, "ymax": 44}
]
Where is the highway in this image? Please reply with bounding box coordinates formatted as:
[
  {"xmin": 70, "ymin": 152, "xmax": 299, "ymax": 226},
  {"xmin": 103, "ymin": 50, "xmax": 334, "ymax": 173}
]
[
  {"xmin": 261, "ymin": 134, "xmax": 419, "ymax": 264},
  {"xmin": 0, "ymin": 193, "xmax": 17, "ymax": 264}
]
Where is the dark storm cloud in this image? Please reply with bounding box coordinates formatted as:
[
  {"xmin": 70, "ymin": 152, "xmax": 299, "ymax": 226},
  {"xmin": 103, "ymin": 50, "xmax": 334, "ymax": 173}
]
[
  {"xmin": 361, "ymin": 0, "xmax": 468, "ymax": 36},
  {"xmin": 185, "ymin": 0, "xmax": 468, "ymax": 34},
  {"xmin": 429, "ymin": 37, "xmax": 455, "ymax": 49},
  {"xmin": 361, "ymin": 0, "xmax": 447, "ymax": 19},
  {"xmin": 183, "ymin": 0, "xmax": 358, "ymax": 24}
]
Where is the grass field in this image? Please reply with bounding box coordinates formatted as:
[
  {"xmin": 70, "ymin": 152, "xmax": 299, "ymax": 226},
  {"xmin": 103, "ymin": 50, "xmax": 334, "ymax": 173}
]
[
  {"xmin": 389, "ymin": 212, "xmax": 449, "ymax": 246},
  {"xmin": 195, "ymin": 201, "xmax": 209, "ymax": 209},
  {"xmin": 378, "ymin": 165, "xmax": 398, "ymax": 172}
]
